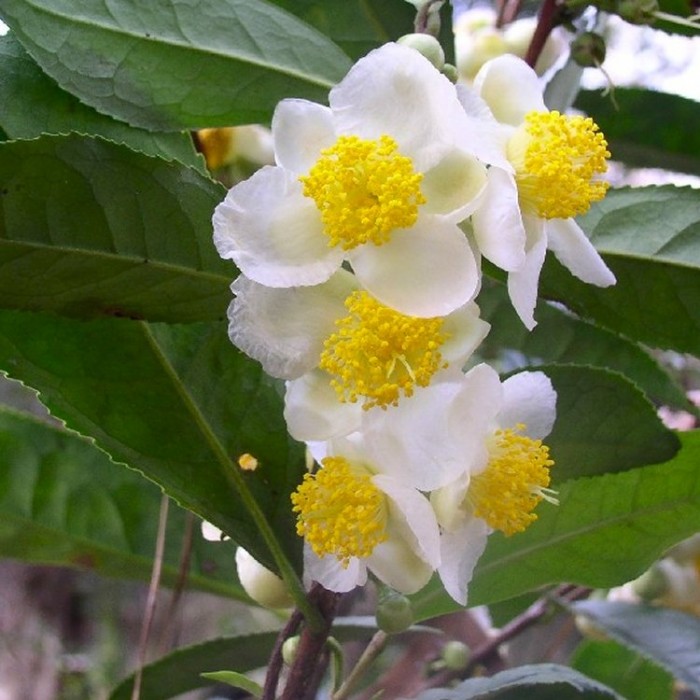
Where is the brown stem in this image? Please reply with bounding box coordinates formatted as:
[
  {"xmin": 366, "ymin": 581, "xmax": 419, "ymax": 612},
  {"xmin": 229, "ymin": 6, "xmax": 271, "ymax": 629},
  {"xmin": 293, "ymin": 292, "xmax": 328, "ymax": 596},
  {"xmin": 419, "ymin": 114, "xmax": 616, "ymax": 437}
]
[
  {"xmin": 262, "ymin": 608, "xmax": 305, "ymax": 700},
  {"xmin": 524, "ymin": 0, "xmax": 560, "ymax": 68}
]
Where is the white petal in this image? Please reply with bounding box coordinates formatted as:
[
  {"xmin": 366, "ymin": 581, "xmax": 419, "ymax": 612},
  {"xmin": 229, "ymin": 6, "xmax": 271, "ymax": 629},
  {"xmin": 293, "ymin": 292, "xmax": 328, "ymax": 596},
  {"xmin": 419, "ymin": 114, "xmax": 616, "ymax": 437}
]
[
  {"xmin": 330, "ymin": 43, "xmax": 470, "ymax": 172},
  {"xmin": 438, "ymin": 517, "xmax": 490, "ymax": 605},
  {"xmin": 474, "ymin": 54, "xmax": 546, "ymax": 126},
  {"xmin": 229, "ymin": 272, "xmax": 354, "ymax": 379},
  {"xmin": 471, "ymin": 167, "xmax": 527, "ymax": 272},
  {"xmin": 441, "ymin": 302, "xmax": 491, "ymax": 367},
  {"xmin": 212, "ymin": 166, "xmax": 343, "ymax": 287},
  {"xmin": 284, "ymin": 371, "xmax": 363, "ymax": 442},
  {"xmin": 507, "ymin": 216, "xmax": 547, "ymax": 329},
  {"xmin": 500, "ymin": 371, "xmax": 557, "ymax": 439},
  {"xmin": 272, "ymin": 99, "xmax": 336, "ymax": 174},
  {"xmin": 303, "ymin": 544, "xmax": 367, "ymax": 593},
  {"xmin": 421, "ymin": 151, "xmax": 487, "ymax": 221},
  {"xmin": 363, "ymin": 381, "xmax": 469, "ymax": 491},
  {"xmin": 546, "ymin": 218, "xmax": 616, "ymax": 287},
  {"xmin": 349, "ymin": 216, "xmax": 479, "ymax": 317},
  {"xmin": 367, "ymin": 537, "xmax": 435, "ymax": 594},
  {"xmin": 431, "ymin": 472, "xmax": 470, "ymax": 531}
]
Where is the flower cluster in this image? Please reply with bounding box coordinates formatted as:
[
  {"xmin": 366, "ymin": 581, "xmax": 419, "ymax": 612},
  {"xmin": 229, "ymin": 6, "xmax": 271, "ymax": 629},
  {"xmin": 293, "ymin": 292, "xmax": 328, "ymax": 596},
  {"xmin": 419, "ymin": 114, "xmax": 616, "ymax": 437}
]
[{"xmin": 213, "ymin": 42, "xmax": 615, "ymax": 605}]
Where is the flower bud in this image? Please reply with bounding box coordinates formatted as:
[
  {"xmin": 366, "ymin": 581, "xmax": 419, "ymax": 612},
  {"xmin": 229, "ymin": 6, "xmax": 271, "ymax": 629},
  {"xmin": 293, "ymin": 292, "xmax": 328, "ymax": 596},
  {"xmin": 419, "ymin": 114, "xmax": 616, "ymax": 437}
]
[
  {"xmin": 441, "ymin": 640, "xmax": 471, "ymax": 671},
  {"xmin": 397, "ymin": 33, "xmax": 446, "ymax": 70},
  {"xmin": 282, "ymin": 636, "xmax": 300, "ymax": 666},
  {"xmin": 376, "ymin": 587, "xmax": 414, "ymax": 634},
  {"xmin": 630, "ymin": 563, "xmax": 669, "ymax": 601},
  {"xmin": 570, "ymin": 32, "xmax": 607, "ymax": 67},
  {"xmin": 441, "ymin": 63, "xmax": 459, "ymax": 83},
  {"xmin": 235, "ymin": 548, "xmax": 293, "ymax": 609},
  {"xmin": 616, "ymin": 0, "xmax": 659, "ymax": 24}
]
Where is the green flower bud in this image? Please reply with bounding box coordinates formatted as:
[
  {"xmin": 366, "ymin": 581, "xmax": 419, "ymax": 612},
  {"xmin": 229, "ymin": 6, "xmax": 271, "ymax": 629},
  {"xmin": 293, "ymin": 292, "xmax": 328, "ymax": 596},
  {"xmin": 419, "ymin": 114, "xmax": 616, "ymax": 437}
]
[
  {"xmin": 630, "ymin": 564, "xmax": 669, "ymax": 601},
  {"xmin": 441, "ymin": 640, "xmax": 471, "ymax": 671},
  {"xmin": 617, "ymin": 0, "xmax": 659, "ymax": 25},
  {"xmin": 441, "ymin": 63, "xmax": 459, "ymax": 83},
  {"xmin": 376, "ymin": 587, "xmax": 414, "ymax": 634},
  {"xmin": 397, "ymin": 33, "xmax": 446, "ymax": 70},
  {"xmin": 282, "ymin": 636, "xmax": 300, "ymax": 666},
  {"xmin": 570, "ymin": 32, "xmax": 607, "ymax": 67}
]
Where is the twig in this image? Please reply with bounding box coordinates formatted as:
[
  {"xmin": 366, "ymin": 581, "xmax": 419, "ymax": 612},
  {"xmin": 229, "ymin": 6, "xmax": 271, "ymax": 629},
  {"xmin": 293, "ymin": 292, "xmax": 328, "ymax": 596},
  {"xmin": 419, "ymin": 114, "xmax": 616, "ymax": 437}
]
[
  {"xmin": 333, "ymin": 630, "xmax": 388, "ymax": 700},
  {"xmin": 525, "ymin": 0, "xmax": 560, "ymax": 68},
  {"xmin": 131, "ymin": 495, "xmax": 170, "ymax": 700},
  {"xmin": 261, "ymin": 607, "xmax": 305, "ymax": 700}
]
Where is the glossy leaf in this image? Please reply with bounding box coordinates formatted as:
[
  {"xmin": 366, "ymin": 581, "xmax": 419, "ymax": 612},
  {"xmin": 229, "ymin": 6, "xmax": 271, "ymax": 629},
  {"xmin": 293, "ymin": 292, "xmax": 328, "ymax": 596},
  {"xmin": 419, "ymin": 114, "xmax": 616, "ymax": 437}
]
[
  {"xmin": 575, "ymin": 88, "xmax": 700, "ymax": 176},
  {"xmin": 0, "ymin": 34, "xmax": 203, "ymax": 169},
  {"xmin": 200, "ymin": 671, "xmax": 262, "ymax": 697},
  {"xmin": 479, "ymin": 282, "xmax": 691, "ymax": 411},
  {"xmin": 541, "ymin": 186, "xmax": 700, "ymax": 356},
  {"xmin": 415, "ymin": 664, "xmax": 624, "ymax": 699},
  {"xmin": 0, "ymin": 134, "xmax": 232, "ymax": 322},
  {"xmin": 572, "ymin": 640, "xmax": 674, "ymax": 700},
  {"xmin": 0, "ymin": 0, "xmax": 351, "ymax": 130},
  {"xmin": 412, "ymin": 431, "xmax": 700, "ymax": 618},
  {"xmin": 572, "ymin": 601, "xmax": 700, "ymax": 696},
  {"xmin": 0, "ymin": 311, "xmax": 305, "ymax": 573},
  {"xmin": 0, "ymin": 406, "xmax": 244, "ymax": 598}
]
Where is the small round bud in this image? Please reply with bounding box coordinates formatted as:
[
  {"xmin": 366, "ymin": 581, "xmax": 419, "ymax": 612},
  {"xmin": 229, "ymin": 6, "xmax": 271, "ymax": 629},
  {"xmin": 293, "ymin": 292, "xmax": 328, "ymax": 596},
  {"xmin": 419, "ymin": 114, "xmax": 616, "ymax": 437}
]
[
  {"xmin": 630, "ymin": 563, "xmax": 669, "ymax": 601},
  {"xmin": 376, "ymin": 588, "xmax": 414, "ymax": 634},
  {"xmin": 282, "ymin": 636, "xmax": 300, "ymax": 666},
  {"xmin": 441, "ymin": 640, "xmax": 471, "ymax": 671},
  {"xmin": 397, "ymin": 33, "xmax": 446, "ymax": 70},
  {"xmin": 570, "ymin": 32, "xmax": 607, "ymax": 67},
  {"xmin": 617, "ymin": 0, "xmax": 659, "ymax": 25},
  {"xmin": 441, "ymin": 63, "xmax": 459, "ymax": 83},
  {"xmin": 235, "ymin": 548, "xmax": 293, "ymax": 609}
]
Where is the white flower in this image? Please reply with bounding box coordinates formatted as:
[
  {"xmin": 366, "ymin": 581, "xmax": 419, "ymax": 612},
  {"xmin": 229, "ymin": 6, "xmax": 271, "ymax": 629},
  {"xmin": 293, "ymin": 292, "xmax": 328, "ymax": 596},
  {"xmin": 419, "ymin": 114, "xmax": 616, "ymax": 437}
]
[
  {"xmin": 465, "ymin": 54, "xmax": 616, "ymax": 329},
  {"xmin": 213, "ymin": 42, "xmax": 505, "ymax": 317},
  {"xmin": 292, "ymin": 434, "xmax": 441, "ymax": 595},
  {"xmin": 422, "ymin": 364, "xmax": 557, "ymax": 604},
  {"xmin": 235, "ymin": 548, "xmax": 293, "ymax": 609},
  {"xmin": 227, "ymin": 270, "xmax": 490, "ymax": 441}
]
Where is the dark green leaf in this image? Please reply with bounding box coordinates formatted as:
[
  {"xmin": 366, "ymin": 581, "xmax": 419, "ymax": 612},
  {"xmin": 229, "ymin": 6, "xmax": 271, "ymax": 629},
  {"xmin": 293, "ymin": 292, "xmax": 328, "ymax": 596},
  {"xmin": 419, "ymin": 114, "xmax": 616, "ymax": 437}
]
[
  {"xmin": 0, "ymin": 134, "xmax": 232, "ymax": 322},
  {"xmin": 655, "ymin": 0, "xmax": 699, "ymax": 35},
  {"xmin": 572, "ymin": 640, "xmax": 674, "ymax": 700},
  {"xmin": 0, "ymin": 34, "xmax": 203, "ymax": 169},
  {"xmin": 545, "ymin": 365, "xmax": 680, "ymax": 481},
  {"xmin": 575, "ymin": 88, "xmax": 700, "ymax": 176},
  {"xmin": 0, "ymin": 0, "xmax": 351, "ymax": 130},
  {"xmin": 414, "ymin": 663, "xmax": 624, "ymax": 699},
  {"xmin": 573, "ymin": 601, "xmax": 700, "ymax": 696},
  {"xmin": 479, "ymin": 282, "xmax": 691, "ymax": 412},
  {"xmin": 0, "ymin": 312, "xmax": 305, "ymax": 573},
  {"xmin": 541, "ymin": 186, "xmax": 700, "ymax": 356},
  {"xmin": 0, "ymin": 406, "xmax": 244, "ymax": 598},
  {"xmin": 412, "ymin": 431, "xmax": 700, "ymax": 618}
]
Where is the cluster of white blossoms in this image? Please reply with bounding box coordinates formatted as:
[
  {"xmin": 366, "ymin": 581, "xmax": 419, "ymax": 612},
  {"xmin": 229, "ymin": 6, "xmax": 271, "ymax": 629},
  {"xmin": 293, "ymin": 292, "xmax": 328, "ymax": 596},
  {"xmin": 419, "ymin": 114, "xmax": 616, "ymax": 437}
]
[{"xmin": 213, "ymin": 42, "xmax": 615, "ymax": 605}]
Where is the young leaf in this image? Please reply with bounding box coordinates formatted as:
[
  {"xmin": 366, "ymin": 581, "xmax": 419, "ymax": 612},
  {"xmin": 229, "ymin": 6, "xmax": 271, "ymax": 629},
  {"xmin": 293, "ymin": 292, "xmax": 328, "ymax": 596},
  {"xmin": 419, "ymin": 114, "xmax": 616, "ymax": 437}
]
[
  {"xmin": 0, "ymin": 406, "xmax": 244, "ymax": 598},
  {"xmin": 0, "ymin": 134, "xmax": 232, "ymax": 322},
  {"xmin": 572, "ymin": 640, "xmax": 674, "ymax": 700},
  {"xmin": 412, "ymin": 431, "xmax": 700, "ymax": 618},
  {"xmin": 200, "ymin": 671, "xmax": 263, "ymax": 698},
  {"xmin": 414, "ymin": 663, "xmax": 624, "ymax": 699},
  {"xmin": 541, "ymin": 186, "xmax": 700, "ymax": 356},
  {"xmin": 479, "ymin": 282, "xmax": 691, "ymax": 412},
  {"xmin": 0, "ymin": 311, "xmax": 305, "ymax": 574},
  {"xmin": 575, "ymin": 89, "xmax": 700, "ymax": 177},
  {"xmin": 572, "ymin": 601, "xmax": 700, "ymax": 696},
  {"xmin": 0, "ymin": 34, "xmax": 204, "ymax": 169},
  {"xmin": 0, "ymin": 0, "xmax": 352, "ymax": 130}
]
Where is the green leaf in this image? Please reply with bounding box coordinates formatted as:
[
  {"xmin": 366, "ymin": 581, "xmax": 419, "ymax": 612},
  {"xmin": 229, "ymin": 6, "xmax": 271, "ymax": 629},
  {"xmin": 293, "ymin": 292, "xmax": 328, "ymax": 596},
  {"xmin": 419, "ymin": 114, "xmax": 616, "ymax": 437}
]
[
  {"xmin": 412, "ymin": 431, "xmax": 700, "ymax": 618},
  {"xmin": 572, "ymin": 640, "xmax": 674, "ymax": 700},
  {"xmin": 479, "ymin": 282, "xmax": 691, "ymax": 412},
  {"xmin": 541, "ymin": 186, "xmax": 700, "ymax": 356},
  {"xmin": 0, "ymin": 0, "xmax": 351, "ymax": 130},
  {"xmin": 266, "ymin": 0, "xmax": 415, "ymax": 60},
  {"xmin": 655, "ymin": 0, "xmax": 700, "ymax": 35},
  {"xmin": 575, "ymin": 88, "xmax": 700, "ymax": 176},
  {"xmin": 414, "ymin": 664, "xmax": 624, "ymax": 699},
  {"xmin": 201, "ymin": 671, "xmax": 262, "ymax": 698},
  {"xmin": 109, "ymin": 619, "xmax": 385, "ymax": 700},
  {"xmin": 0, "ymin": 406, "xmax": 245, "ymax": 598},
  {"xmin": 544, "ymin": 365, "xmax": 680, "ymax": 481},
  {"xmin": 572, "ymin": 601, "xmax": 700, "ymax": 696},
  {"xmin": 0, "ymin": 34, "xmax": 204, "ymax": 169},
  {"xmin": 0, "ymin": 312, "xmax": 305, "ymax": 574},
  {"xmin": 0, "ymin": 134, "xmax": 233, "ymax": 323}
]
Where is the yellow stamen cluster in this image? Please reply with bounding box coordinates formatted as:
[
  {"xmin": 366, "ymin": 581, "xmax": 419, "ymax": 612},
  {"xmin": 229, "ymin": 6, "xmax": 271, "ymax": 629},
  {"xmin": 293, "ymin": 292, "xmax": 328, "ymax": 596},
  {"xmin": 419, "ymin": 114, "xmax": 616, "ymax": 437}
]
[
  {"xmin": 508, "ymin": 110, "xmax": 610, "ymax": 220},
  {"xmin": 468, "ymin": 424, "xmax": 554, "ymax": 536},
  {"xmin": 300, "ymin": 134, "xmax": 426, "ymax": 250},
  {"xmin": 319, "ymin": 291, "xmax": 449, "ymax": 410},
  {"xmin": 290, "ymin": 456, "xmax": 388, "ymax": 566}
]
